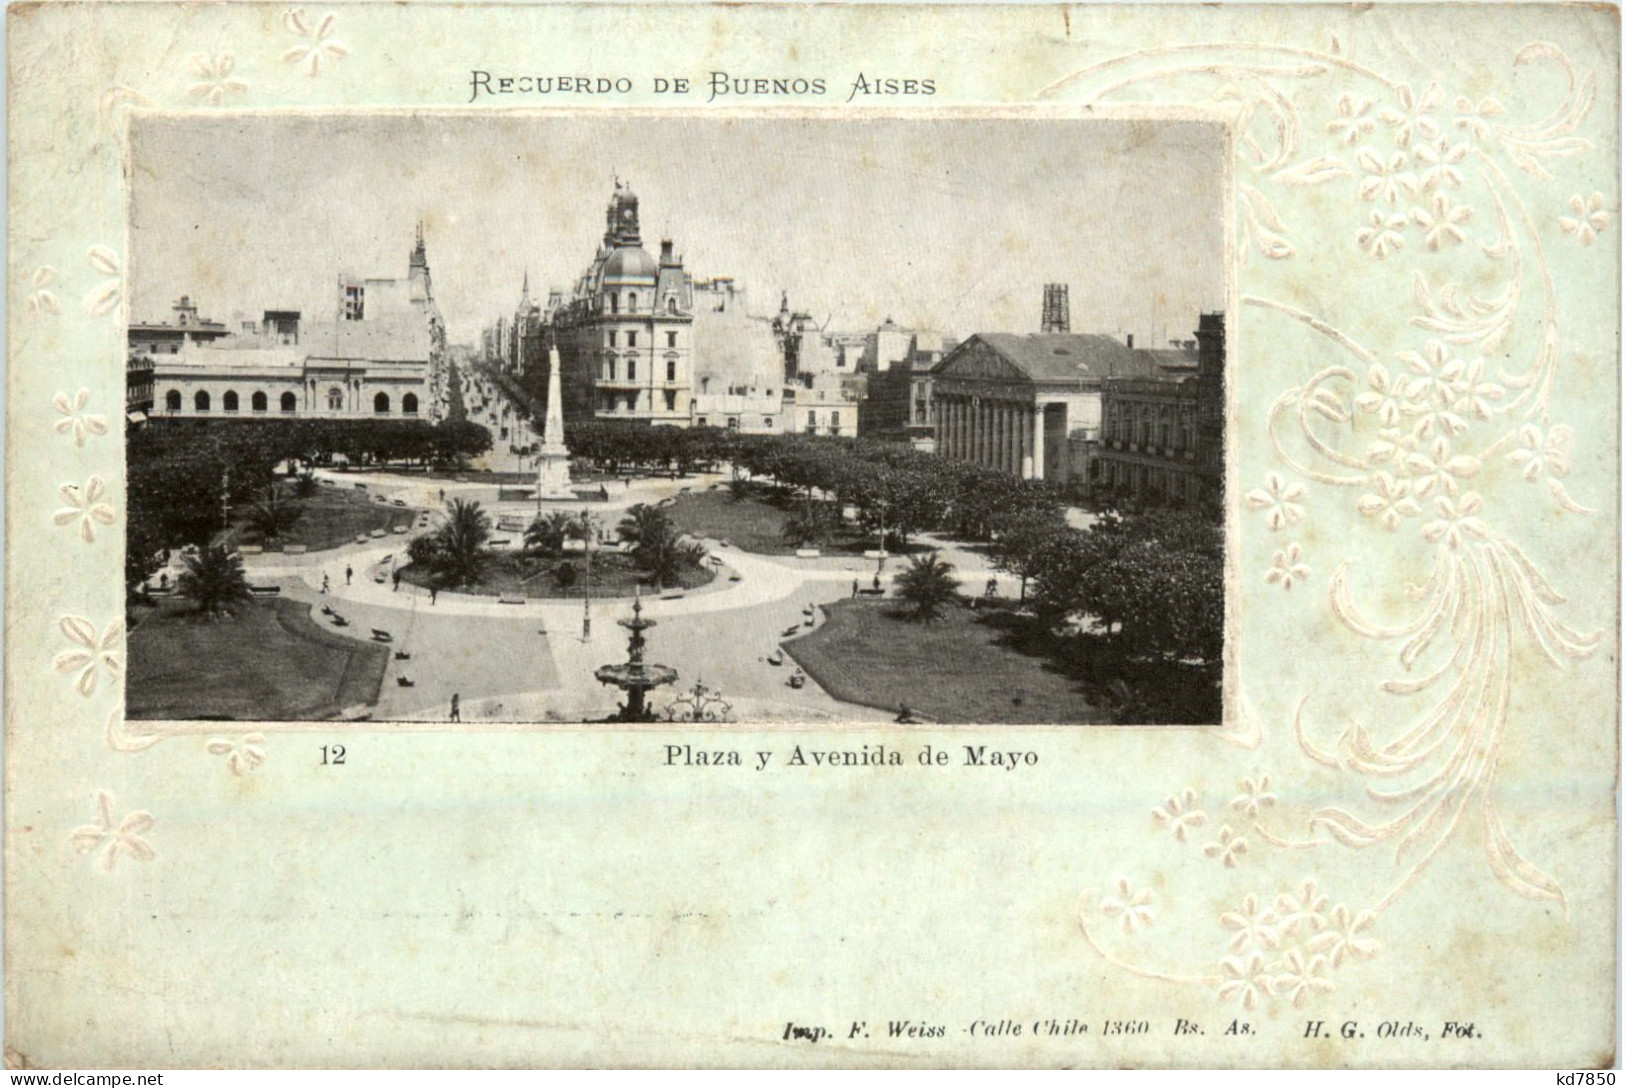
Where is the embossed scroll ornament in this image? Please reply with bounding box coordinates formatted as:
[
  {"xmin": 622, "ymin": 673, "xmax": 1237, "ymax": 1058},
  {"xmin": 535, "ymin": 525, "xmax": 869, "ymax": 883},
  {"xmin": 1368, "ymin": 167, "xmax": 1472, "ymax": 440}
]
[{"xmin": 1046, "ymin": 38, "xmax": 1605, "ymax": 1007}]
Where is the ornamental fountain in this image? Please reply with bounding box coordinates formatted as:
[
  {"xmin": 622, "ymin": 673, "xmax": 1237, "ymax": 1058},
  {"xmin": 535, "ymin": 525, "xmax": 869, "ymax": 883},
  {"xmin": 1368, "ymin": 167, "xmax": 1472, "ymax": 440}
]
[{"xmin": 593, "ymin": 590, "xmax": 678, "ymax": 722}]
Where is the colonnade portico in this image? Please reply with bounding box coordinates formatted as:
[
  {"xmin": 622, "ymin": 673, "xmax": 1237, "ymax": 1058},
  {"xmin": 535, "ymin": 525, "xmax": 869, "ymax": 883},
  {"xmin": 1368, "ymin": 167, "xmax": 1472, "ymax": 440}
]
[{"xmin": 934, "ymin": 392, "xmax": 1049, "ymax": 481}]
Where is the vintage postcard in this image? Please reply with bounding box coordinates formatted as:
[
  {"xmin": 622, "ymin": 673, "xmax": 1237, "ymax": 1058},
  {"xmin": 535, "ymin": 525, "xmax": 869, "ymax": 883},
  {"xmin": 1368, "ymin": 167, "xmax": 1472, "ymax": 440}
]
[{"xmin": 5, "ymin": 1, "xmax": 1618, "ymax": 1069}]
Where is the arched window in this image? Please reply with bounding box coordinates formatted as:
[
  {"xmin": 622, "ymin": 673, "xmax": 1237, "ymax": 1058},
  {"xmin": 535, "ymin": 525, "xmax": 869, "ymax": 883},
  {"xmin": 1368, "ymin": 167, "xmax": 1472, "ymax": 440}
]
[
  {"xmin": 374, "ymin": 392, "xmax": 390, "ymax": 414},
  {"xmin": 280, "ymin": 392, "xmax": 297, "ymax": 413},
  {"xmin": 251, "ymin": 391, "xmax": 267, "ymax": 413},
  {"xmin": 327, "ymin": 387, "xmax": 344, "ymax": 411},
  {"xmin": 609, "ymin": 294, "xmax": 618, "ymax": 315},
  {"xmin": 194, "ymin": 390, "xmax": 211, "ymax": 411},
  {"xmin": 165, "ymin": 390, "xmax": 182, "ymax": 412},
  {"xmin": 403, "ymin": 393, "xmax": 418, "ymax": 416},
  {"xmin": 627, "ymin": 292, "xmax": 638, "ymax": 313},
  {"xmin": 222, "ymin": 391, "xmax": 239, "ymax": 413},
  {"xmin": 667, "ymin": 297, "xmax": 678, "ymax": 315}
]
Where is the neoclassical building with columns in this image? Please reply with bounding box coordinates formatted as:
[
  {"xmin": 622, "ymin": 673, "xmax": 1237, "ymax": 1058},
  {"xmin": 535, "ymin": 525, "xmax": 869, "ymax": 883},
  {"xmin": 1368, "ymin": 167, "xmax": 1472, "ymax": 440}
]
[{"xmin": 931, "ymin": 331, "xmax": 1207, "ymax": 492}]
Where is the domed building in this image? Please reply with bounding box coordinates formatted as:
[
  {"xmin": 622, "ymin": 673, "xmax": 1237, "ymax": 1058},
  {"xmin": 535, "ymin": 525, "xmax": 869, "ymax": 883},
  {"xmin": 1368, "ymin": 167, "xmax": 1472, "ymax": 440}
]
[{"xmin": 549, "ymin": 182, "xmax": 695, "ymax": 425}]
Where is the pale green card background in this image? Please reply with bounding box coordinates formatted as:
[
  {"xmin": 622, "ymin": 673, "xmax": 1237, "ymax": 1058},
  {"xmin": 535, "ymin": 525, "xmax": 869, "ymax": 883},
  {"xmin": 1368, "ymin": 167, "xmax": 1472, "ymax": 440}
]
[{"xmin": 4, "ymin": 2, "xmax": 1619, "ymax": 1068}]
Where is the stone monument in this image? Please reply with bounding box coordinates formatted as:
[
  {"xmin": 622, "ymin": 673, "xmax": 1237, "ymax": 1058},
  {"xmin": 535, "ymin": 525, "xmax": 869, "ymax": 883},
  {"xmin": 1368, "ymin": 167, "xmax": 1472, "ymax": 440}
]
[{"xmin": 534, "ymin": 344, "xmax": 575, "ymax": 501}]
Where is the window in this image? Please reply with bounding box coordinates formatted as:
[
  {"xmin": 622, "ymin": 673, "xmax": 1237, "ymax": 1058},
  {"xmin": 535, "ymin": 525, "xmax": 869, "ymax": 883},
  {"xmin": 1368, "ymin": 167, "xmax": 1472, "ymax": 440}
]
[
  {"xmin": 627, "ymin": 332, "xmax": 637, "ymax": 348},
  {"xmin": 344, "ymin": 285, "xmax": 365, "ymax": 321},
  {"xmin": 280, "ymin": 392, "xmax": 297, "ymax": 413},
  {"xmin": 609, "ymin": 294, "xmax": 618, "ymax": 315},
  {"xmin": 666, "ymin": 359, "xmax": 676, "ymax": 382},
  {"xmin": 403, "ymin": 393, "xmax": 418, "ymax": 416},
  {"xmin": 608, "ymin": 330, "xmax": 616, "ymax": 347},
  {"xmin": 727, "ymin": 417, "xmax": 740, "ymax": 430},
  {"xmin": 222, "ymin": 391, "xmax": 239, "ymax": 413},
  {"xmin": 627, "ymin": 359, "xmax": 637, "ymax": 381},
  {"xmin": 666, "ymin": 331, "xmax": 677, "ymax": 348},
  {"xmin": 667, "ymin": 298, "xmax": 678, "ymax": 315},
  {"xmin": 627, "ymin": 293, "xmax": 638, "ymax": 313},
  {"xmin": 194, "ymin": 390, "xmax": 211, "ymax": 411},
  {"xmin": 165, "ymin": 390, "xmax": 181, "ymax": 412},
  {"xmin": 807, "ymin": 410, "xmax": 816, "ymax": 427},
  {"xmin": 374, "ymin": 392, "xmax": 390, "ymax": 414},
  {"xmin": 603, "ymin": 358, "xmax": 614, "ymax": 381},
  {"xmin": 696, "ymin": 417, "xmax": 708, "ymax": 427},
  {"xmin": 251, "ymin": 391, "xmax": 267, "ymax": 413},
  {"xmin": 764, "ymin": 417, "xmax": 775, "ymax": 428},
  {"xmin": 327, "ymin": 387, "xmax": 344, "ymax": 411},
  {"xmin": 664, "ymin": 390, "xmax": 676, "ymax": 412}
]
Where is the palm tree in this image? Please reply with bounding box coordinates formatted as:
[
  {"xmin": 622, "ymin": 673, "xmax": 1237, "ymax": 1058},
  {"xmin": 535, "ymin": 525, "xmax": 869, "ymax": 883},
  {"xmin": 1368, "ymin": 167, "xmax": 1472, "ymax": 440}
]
[
  {"xmin": 244, "ymin": 485, "xmax": 303, "ymax": 543},
  {"xmin": 524, "ymin": 510, "xmax": 575, "ymax": 557},
  {"xmin": 437, "ymin": 498, "xmax": 491, "ymax": 586},
  {"xmin": 177, "ymin": 543, "xmax": 253, "ymax": 617},
  {"xmin": 616, "ymin": 503, "xmax": 672, "ymax": 550},
  {"xmin": 293, "ymin": 471, "xmax": 321, "ymax": 499},
  {"xmin": 892, "ymin": 552, "xmax": 960, "ymax": 622}
]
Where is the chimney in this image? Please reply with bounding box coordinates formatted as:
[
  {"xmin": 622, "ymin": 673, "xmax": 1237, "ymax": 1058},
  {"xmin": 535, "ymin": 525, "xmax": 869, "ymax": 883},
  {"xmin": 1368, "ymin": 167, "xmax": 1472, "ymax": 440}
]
[{"xmin": 1042, "ymin": 283, "xmax": 1070, "ymax": 333}]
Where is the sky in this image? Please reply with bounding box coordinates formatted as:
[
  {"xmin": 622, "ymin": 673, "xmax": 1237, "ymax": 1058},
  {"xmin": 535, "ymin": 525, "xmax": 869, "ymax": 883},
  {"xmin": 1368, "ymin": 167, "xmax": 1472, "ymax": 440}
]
[{"xmin": 130, "ymin": 113, "xmax": 1226, "ymax": 346}]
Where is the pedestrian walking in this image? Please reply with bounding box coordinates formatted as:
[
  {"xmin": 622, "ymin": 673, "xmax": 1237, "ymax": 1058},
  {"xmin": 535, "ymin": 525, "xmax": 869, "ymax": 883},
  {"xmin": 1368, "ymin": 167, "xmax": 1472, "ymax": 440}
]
[
  {"xmin": 321, "ymin": 573, "xmax": 330, "ymax": 595},
  {"xmin": 450, "ymin": 693, "xmax": 460, "ymax": 723},
  {"xmin": 430, "ymin": 585, "xmax": 438, "ymax": 605},
  {"xmin": 851, "ymin": 578, "xmax": 859, "ymax": 598},
  {"xmin": 872, "ymin": 572, "xmax": 882, "ymax": 593},
  {"xmin": 346, "ymin": 564, "xmax": 353, "ymax": 586},
  {"xmin": 392, "ymin": 569, "xmax": 401, "ymax": 592}
]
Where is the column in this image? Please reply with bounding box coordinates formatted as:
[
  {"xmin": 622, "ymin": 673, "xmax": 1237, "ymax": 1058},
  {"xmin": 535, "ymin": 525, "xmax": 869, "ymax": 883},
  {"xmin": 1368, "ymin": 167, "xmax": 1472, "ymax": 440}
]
[
  {"xmin": 954, "ymin": 398, "xmax": 966, "ymax": 460},
  {"xmin": 970, "ymin": 400, "xmax": 982, "ymax": 465},
  {"xmin": 1032, "ymin": 404, "xmax": 1046, "ymax": 481},
  {"xmin": 1020, "ymin": 406, "xmax": 1034, "ymax": 479},
  {"xmin": 992, "ymin": 404, "xmax": 1003, "ymax": 472},
  {"xmin": 1006, "ymin": 405, "xmax": 1019, "ymax": 474}
]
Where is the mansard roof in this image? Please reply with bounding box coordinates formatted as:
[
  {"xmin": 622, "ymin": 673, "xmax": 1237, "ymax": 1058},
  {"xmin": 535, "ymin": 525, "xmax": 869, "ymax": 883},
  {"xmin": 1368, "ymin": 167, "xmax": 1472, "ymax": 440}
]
[{"xmin": 935, "ymin": 333, "xmax": 1197, "ymax": 385}]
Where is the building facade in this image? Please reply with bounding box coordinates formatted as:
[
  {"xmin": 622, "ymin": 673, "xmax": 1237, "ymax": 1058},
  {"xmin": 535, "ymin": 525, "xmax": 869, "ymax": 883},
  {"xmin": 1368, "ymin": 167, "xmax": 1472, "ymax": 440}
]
[
  {"xmin": 548, "ymin": 184, "xmax": 695, "ymax": 425},
  {"xmin": 931, "ymin": 332, "xmax": 1201, "ymax": 490},
  {"xmin": 141, "ymin": 228, "xmax": 448, "ymax": 424}
]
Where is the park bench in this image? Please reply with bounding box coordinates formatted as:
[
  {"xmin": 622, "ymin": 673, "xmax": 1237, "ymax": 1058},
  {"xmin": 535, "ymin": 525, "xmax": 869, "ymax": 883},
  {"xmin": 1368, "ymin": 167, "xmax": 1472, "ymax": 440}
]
[
  {"xmin": 781, "ymin": 625, "xmax": 801, "ymax": 638},
  {"xmin": 396, "ymin": 676, "xmax": 415, "ymax": 688},
  {"xmin": 330, "ymin": 614, "xmax": 350, "ymax": 627},
  {"xmin": 393, "ymin": 650, "xmax": 410, "ymax": 661},
  {"xmin": 863, "ymin": 549, "xmax": 889, "ymax": 560},
  {"xmin": 370, "ymin": 629, "xmax": 392, "ymax": 643},
  {"xmin": 499, "ymin": 592, "xmax": 525, "ymax": 605},
  {"xmin": 794, "ymin": 548, "xmax": 821, "ymax": 558},
  {"xmin": 247, "ymin": 585, "xmax": 280, "ymax": 598},
  {"xmin": 392, "ymin": 525, "xmax": 408, "ymax": 534},
  {"xmin": 239, "ymin": 545, "xmax": 264, "ymax": 555},
  {"xmin": 354, "ymin": 534, "xmax": 369, "ymax": 545},
  {"xmin": 284, "ymin": 544, "xmax": 307, "ymax": 555},
  {"xmin": 660, "ymin": 592, "xmax": 685, "ymax": 601},
  {"xmin": 369, "ymin": 529, "xmax": 387, "ymax": 539}
]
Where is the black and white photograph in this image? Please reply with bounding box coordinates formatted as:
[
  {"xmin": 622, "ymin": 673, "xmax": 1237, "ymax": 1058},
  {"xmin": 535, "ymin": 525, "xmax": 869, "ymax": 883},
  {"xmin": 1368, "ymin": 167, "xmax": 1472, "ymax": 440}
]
[{"xmin": 125, "ymin": 112, "xmax": 1227, "ymax": 725}]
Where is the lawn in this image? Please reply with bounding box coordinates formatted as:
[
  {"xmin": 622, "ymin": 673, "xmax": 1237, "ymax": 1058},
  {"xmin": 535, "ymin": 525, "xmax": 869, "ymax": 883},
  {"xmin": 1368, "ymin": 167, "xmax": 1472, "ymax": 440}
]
[
  {"xmin": 784, "ymin": 599, "xmax": 1116, "ymax": 724},
  {"xmin": 238, "ymin": 484, "xmax": 409, "ymax": 552},
  {"xmin": 397, "ymin": 550, "xmax": 715, "ymax": 599},
  {"xmin": 665, "ymin": 490, "xmax": 912, "ymax": 556},
  {"xmin": 127, "ymin": 597, "xmax": 389, "ymax": 720}
]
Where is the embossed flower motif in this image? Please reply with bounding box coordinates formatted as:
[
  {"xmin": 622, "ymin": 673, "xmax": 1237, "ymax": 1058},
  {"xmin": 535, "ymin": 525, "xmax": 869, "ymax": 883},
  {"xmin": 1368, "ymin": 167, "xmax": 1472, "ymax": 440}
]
[
  {"xmin": 53, "ymin": 476, "xmax": 118, "ymax": 543},
  {"xmin": 1405, "ymin": 438, "xmax": 1480, "ymax": 499},
  {"xmin": 1264, "ymin": 544, "xmax": 1310, "ymax": 591},
  {"xmin": 207, "ymin": 733, "xmax": 266, "ymax": 775},
  {"xmin": 1414, "ymin": 137, "xmax": 1470, "ymax": 192},
  {"xmin": 1100, "ymin": 877, "xmax": 1157, "ymax": 935},
  {"xmin": 1326, "ymin": 93, "xmax": 1377, "ymax": 145},
  {"xmin": 54, "ymin": 616, "xmax": 123, "ymax": 696},
  {"xmin": 1444, "ymin": 357, "xmax": 1505, "ymax": 421},
  {"xmin": 84, "ymin": 246, "xmax": 123, "ymax": 318},
  {"xmin": 187, "ymin": 53, "xmax": 248, "ymax": 105},
  {"xmin": 1220, "ymin": 894, "xmax": 1280, "ymax": 953},
  {"xmin": 69, "ymin": 791, "xmax": 156, "ymax": 872},
  {"xmin": 53, "ymin": 389, "xmax": 109, "ymax": 448},
  {"xmin": 1411, "ymin": 192, "xmax": 1473, "ymax": 251},
  {"xmin": 1422, "ymin": 492, "xmax": 1489, "ymax": 550},
  {"xmin": 1354, "ymin": 364, "xmax": 1410, "ymax": 427},
  {"xmin": 24, "ymin": 266, "xmax": 61, "ymax": 318},
  {"xmin": 1453, "ymin": 94, "xmax": 1505, "ymax": 142},
  {"xmin": 1355, "ymin": 210, "xmax": 1407, "ymax": 259},
  {"xmin": 1203, "ymin": 825, "xmax": 1249, "ymax": 868},
  {"xmin": 1244, "ymin": 473, "xmax": 1307, "ymax": 532},
  {"xmin": 1559, "ymin": 192, "xmax": 1609, "ymax": 246},
  {"xmin": 1275, "ymin": 879, "xmax": 1329, "ymax": 936},
  {"xmin": 1151, "ymin": 787, "xmax": 1206, "ymax": 843},
  {"xmin": 281, "ymin": 9, "xmax": 349, "ymax": 76},
  {"xmin": 1273, "ymin": 949, "xmax": 1336, "ymax": 1007},
  {"xmin": 1378, "ymin": 81, "xmax": 1444, "ymax": 149},
  {"xmin": 1218, "ymin": 953, "xmax": 1274, "ymax": 1010},
  {"xmin": 1365, "ymin": 428, "xmax": 1419, "ymax": 469},
  {"xmin": 1230, "ymin": 774, "xmax": 1277, "ymax": 821},
  {"xmin": 1307, "ymin": 904, "xmax": 1379, "ymax": 967},
  {"xmin": 1507, "ymin": 424, "xmax": 1573, "ymax": 480},
  {"xmin": 1395, "ymin": 340, "xmax": 1457, "ymax": 405},
  {"xmin": 1356, "ymin": 472, "xmax": 1423, "ymax": 532},
  {"xmin": 1356, "ymin": 149, "xmax": 1418, "ymax": 208},
  {"xmin": 54, "ymin": 617, "xmax": 123, "ymax": 695}
]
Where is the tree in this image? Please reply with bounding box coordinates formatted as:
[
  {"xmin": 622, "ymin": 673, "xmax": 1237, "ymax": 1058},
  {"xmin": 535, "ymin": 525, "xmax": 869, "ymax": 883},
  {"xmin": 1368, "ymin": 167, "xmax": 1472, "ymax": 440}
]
[
  {"xmin": 293, "ymin": 471, "xmax": 321, "ymax": 499},
  {"xmin": 554, "ymin": 562, "xmax": 579, "ymax": 590},
  {"xmin": 570, "ymin": 510, "xmax": 603, "ymax": 571},
  {"xmin": 643, "ymin": 537, "xmax": 708, "ymax": 589},
  {"xmin": 892, "ymin": 552, "xmax": 960, "ymax": 622},
  {"xmin": 781, "ymin": 498, "xmax": 836, "ymax": 549},
  {"xmin": 990, "ymin": 511, "xmax": 1070, "ymax": 602},
  {"xmin": 125, "ymin": 520, "xmax": 166, "ymax": 600},
  {"xmin": 616, "ymin": 503, "xmax": 671, "ymax": 551},
  {"xmin": 437, "ymin": 498, "xmax": 491, "ymax": 586},
  {"xmin": 177, "ymin": 544, "xmax": 253, "ymax": 617},
  {"xmin": 524, "ymin": 510, "xmax": 575, "ymax": 557},
  {"xmin": 243, "ymin": 485, "xmax": 304, "ymax": 543}
]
